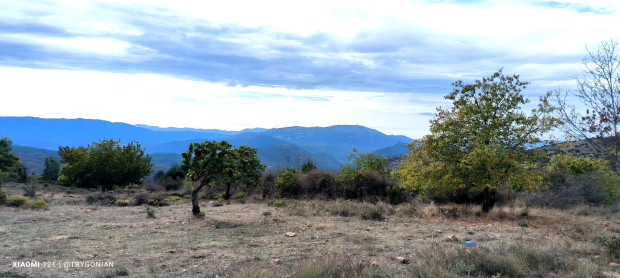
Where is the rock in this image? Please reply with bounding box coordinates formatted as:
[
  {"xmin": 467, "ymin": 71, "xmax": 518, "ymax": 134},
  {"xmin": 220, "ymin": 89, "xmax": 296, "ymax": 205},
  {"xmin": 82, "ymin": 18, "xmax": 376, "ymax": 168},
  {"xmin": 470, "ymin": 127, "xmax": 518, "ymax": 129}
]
[
  {"xmin": 273, "ymin": 259, "xmax": 281, "ymax": 264},
  {"xmin": 84, "ymin": 209, "xmax": 92, "ymax": 213},
  {"xmin": 446, "ymin": 235, "xmax": 457, "ymax": 242},
  {"xmin": 89, "ymin": 253, "xmax": 98, "ymax": 258},
  {"xmin": 370, "ymin": 261, "xmax": 379, "ymax": 268},
  {"xmin": 397, "ymin": 256, "xmax": 409, "ymax": 264},
  {"xmin": 610, "ymin": 262, "xmax": 620, "ymax": 267},
  {"xmin": 436, "ymin": 229, "xmax": 442, "ymax": 233},
  {"xmin": 285, "ymin": 232, "xmax": 296, "ymax": 237},
  {"xmin": 167, "ymin": 249, "xmax": 176, "ymax": 254}
]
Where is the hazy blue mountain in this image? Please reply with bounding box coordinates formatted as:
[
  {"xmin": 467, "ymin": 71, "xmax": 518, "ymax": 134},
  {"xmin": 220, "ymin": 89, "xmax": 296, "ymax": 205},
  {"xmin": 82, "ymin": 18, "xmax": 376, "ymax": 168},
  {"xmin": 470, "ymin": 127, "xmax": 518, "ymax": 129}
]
[
  {"xmin": 1, "ymin": 117, "xmax": 413, "ymax": 172},
  {"xmin": 372, "ymin": 142, "xmax": 410, "ymax": 158},
  {"xmin": 260, "ymin": 125, "xmax": 412, "ymax": 162},
  {"xmin": 0, "ymin": 117, "xmax": 227, "ymax": 150},
  {"xmin": 257, "ymin": 144, "xmax": 340, "ymax": 172},
  {"xmin": 12, "ymin": 145, "xmax": 61, "ymax": 174}
]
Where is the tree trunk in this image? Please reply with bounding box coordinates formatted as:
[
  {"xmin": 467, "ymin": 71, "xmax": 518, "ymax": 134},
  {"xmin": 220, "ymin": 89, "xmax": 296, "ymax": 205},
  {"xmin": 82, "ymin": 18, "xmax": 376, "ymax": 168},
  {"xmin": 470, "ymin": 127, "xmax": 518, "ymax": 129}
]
[
  {"xmin": 481, "ymin": 187, "xmax": 495, "ymax": 213},
  {"xmin": 191, "ymin": 182, "xmax": 207, "ymax": 216},
  {"xmin": 225, "ymin": 183, "xmax": 232, "ymax": 200}
]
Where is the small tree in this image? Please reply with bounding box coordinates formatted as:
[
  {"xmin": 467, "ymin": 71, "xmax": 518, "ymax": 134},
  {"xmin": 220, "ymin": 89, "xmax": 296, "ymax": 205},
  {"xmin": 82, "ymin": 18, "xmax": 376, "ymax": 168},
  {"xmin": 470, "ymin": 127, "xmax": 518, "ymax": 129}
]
[
  {"xmin": 336, "ymin": 149, "xmax": 393, "ymax": 200},
  {"xmin": 41, "ymin": 156, "xmax": 60, "ymax": 182},
  {"xmin": 58, "ymin": 139, "xmax": 153, "ymax": 191},
  {"xmin": 553, "ymin": 39, "xmax": 620, "ymax": 170},
  {"xmin": 0, "ymin": 137, "xmax": 25, "ymax": 183},
  {"xmin": 399, "ymin": 70, "xmax": 558, "ymax": 212},
  {"xmin": 182, "ymin": 140, "xmax": 263, "ymax": 215},
  {"xmin": 222, "ymin": 145, "xmax": 264, "ymax": 200},
  {"xmin": 301, "ymin": 158, "xmax": 317, "ymax": 173}
]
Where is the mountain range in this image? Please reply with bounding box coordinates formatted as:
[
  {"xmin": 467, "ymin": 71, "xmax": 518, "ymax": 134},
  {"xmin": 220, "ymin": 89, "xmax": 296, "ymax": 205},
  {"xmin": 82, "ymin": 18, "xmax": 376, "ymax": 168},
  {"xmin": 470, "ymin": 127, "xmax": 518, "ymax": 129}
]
[{"xmin": 0, "ymin": 117, "xmax": 413, "ymax": 173}]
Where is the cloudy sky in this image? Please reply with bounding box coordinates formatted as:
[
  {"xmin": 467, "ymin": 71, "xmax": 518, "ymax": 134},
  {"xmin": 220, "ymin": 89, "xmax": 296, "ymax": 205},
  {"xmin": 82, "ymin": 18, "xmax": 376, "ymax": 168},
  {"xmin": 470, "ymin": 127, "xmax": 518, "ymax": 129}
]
[{"xmin": 0, "ymin": 0, "xmax": 618, "ymax": 138}]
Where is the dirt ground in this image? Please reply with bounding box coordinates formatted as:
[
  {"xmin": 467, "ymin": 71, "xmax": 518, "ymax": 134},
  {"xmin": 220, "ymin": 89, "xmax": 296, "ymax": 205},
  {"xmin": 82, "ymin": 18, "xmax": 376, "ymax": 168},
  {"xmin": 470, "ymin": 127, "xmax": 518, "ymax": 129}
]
[{"xmin": 1, "ymin": 184, "xmax": 619, "ymax": 277}]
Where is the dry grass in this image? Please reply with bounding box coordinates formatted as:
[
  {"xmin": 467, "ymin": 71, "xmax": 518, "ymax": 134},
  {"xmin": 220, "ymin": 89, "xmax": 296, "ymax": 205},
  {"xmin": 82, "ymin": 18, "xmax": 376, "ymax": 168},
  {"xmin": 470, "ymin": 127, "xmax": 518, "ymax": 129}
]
[{"xmin": 0, "ymin": 184, "xmax": 619, "ymax": 277}]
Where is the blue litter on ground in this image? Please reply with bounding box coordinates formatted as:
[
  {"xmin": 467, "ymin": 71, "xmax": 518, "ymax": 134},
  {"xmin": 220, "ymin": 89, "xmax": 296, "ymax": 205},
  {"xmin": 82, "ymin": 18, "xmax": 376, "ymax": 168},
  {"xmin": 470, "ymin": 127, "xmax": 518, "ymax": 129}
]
[{"xmin": 464, "ymin": 241, "xmax": 476, "ymax": 246}]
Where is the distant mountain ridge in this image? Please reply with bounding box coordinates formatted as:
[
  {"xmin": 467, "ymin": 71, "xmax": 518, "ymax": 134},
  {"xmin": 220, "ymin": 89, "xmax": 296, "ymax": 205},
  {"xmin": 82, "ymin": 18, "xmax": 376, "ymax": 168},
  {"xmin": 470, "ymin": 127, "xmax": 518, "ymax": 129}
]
[{"xmin": 1, "ymin": 116, "xmax": 413, "ymax": 172}]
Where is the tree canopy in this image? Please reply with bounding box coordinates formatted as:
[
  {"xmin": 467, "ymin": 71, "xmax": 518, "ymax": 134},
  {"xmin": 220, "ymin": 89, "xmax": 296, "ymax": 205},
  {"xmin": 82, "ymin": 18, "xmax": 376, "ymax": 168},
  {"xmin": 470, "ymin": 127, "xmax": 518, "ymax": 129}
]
[
  {"xmin": 398, "ymin": 70, "xmax": 558, "ymax": 211},
  {"xmin": 182, "ymin": 140, "xmax": 263, "ymax": 215},
  {"xmin": 58, "ymin": 139, "xmax": 153, "ymax": 191},
  {"xmin": 0, "ymin": 137, "xmax": 26, "ymax": 183}
]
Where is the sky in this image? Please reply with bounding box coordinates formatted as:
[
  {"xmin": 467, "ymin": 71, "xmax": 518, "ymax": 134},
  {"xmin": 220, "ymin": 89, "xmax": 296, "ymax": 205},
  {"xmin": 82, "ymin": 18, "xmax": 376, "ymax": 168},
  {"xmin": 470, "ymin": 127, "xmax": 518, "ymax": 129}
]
[{"xmin": 0, "ymin": 0, "xmax": 618, "ymax": 138}]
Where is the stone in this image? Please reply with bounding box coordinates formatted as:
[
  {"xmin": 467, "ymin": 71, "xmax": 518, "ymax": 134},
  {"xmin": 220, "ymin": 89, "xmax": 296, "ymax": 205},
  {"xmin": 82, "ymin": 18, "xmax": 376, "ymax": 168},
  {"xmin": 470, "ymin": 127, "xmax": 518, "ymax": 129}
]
[
  {"xmin": 446, "ymin": 235, "xmax": 457, "ymax": 242},
  {"xmin": 370, "ymin": 261, "xmax": 379, "ymax": 268},
  {"xmin": 610, "ymin": 262, "xmax": 620, "ymax": 267},
  {"xmin": 273, "ymin": 259, "xmax": 281, "ymax": 264},
  {"xmin": 285, "ymin": 232, "xmax": 296, "ymax": 237},
  {"xmin": 84, "ymin": 209, "xmax": 92, "ymax": 213},
  {"xmin": 397, "ymin": 257, "xmax": 409, "ymax": 264}
]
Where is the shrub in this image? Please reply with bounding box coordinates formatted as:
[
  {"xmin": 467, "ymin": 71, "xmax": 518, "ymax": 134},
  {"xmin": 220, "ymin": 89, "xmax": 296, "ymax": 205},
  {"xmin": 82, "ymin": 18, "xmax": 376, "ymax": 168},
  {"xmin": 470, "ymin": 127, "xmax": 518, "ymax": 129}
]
[
  {"xmin": 162, "ymin": 196, "xmax": 182, "ymax": 203},
  {"xmin": 147, "ymin": 197, "xmax": 169, "ymax": 207},
  {"xmin": 259, "ymin": 172, "xmax": 278, "ymax": 197},
  {"xmin": 597, "ymin": 234, "xmax": 620, "ymax": 259},
  {"xmin": 7, "ymin": 195, "xmax": 29, "ymax": 207},
  {"xmin": 115, "ymin": 200, "xmax": 130, "ymax": 207},
  {"xmin": 302, "ymin": 170, "xmax": 336, "ymax": 197},
  {"xmin": 23, "ymin": 183, "xmax": 37, "ymax": 198},
  {"xmin": 336, "ymin": 168, "xmax": 392, "ymax": 200},
  {"xmin": 275, "ymin": 168, "xmax": 302, "ymax": 198},
  {"xmin": 86, "ymin": 193, "xmax": 117, "ymax": 206},
  {"xmin": 162, "ymin": 177, "xmax": 183, "ymax": 191},
  {"xmin": 98, "ymin": 266, "xmax": 129, "ymax": 278},
  {"xmin": 232, "ymin": 192, "xmax": 247, "ymax": 203},
  {"xmin": 145, "ymin": 206, "xmax": 156, "ymax": 219},
  {"xmin": 132, "ymin": 192, "xmax": 151, "ymax": 206},
  {"xmin": 0, "ymin": 189, "xmax": 7, "ymax": 204},
  {"xmin": 360, "ymin": 205, "xmax": 386, "ymax": 221},
  {"xmin": 272, "ymin": 200, "xmax": 284, "ymax": 207},
  {"xmin": 27, "ymin": 197, "xmax": 50, "ymax": 210}
]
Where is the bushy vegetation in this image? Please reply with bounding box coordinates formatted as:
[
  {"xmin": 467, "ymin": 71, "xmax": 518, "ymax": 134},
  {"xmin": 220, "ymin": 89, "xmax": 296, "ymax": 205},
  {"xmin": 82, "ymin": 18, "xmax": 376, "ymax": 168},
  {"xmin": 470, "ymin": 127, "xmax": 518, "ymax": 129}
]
[
  {"xmin": 398, "ymin": 70, "xmax": 558, "ymax": 212},
  {"xmin": 58, "ymin": 139, "xmax": 153, "ymax": 192},
  {"xmin": 41, "ymin": 156, "xmax": 60, "ymax": 182},
  {"xmin": 0, "ymin": 137, "xmax": 26, "ymax": 183}
]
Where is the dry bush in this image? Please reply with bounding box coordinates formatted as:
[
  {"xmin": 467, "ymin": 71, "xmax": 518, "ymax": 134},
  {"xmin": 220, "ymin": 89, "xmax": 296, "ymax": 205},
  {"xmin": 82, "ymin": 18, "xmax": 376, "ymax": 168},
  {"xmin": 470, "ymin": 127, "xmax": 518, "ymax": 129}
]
[{"xmin": 301, "ymin": 170, "xmax": 336, "ymax": 198}]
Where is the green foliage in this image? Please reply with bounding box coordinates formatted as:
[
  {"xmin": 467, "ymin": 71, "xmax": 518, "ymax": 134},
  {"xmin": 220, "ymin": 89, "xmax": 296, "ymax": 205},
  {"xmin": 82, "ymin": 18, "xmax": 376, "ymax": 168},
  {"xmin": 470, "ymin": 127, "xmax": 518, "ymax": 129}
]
[
  {"xmin": 272, "ymin": 200, "xmax": 284, "ymax": 207},
  {"xmin": 115, "ymin": 199, "xmax": 130, "ymax": 207},
  {"xmin": 162, "ymin": 196, "xmax": 182, "ymax": 203},
  {"xmin": 23, "ymin": 182, "xmax": 37, "ymax": 198},
  {"xmin": 86, "ymin": 193, "xmax": 117, "ymax": 206},
  {"xmin": 58, "ymin": 139, "xmax": 153, "ymax": 191},
  {"xmin": 547, "ymin": 153, "xmax": 610, "ymax": 175},
  {"xmin": 0, "ymin": 189, "xmax": 7, "ymax": 204},
  {"xmin": 336, "ymin": 151, "xmax": 393, "ymax": 200},
  {"xmin": 145, "ymin": 206, "xmax": 156, "ymax": 219},
  {"xmin": 27, "ymin": 197, "xmax": 49, "ymax": 210},
  {"xmin": 544, "ymin": 153, "xmax": 619, "ymax": 203},
  {"xmin": 399, "ymin": 70, "xmax": 557, "ymax": 211},
  {"xmin": 0, "ymin": 137, "xmax": 26, "ymax": 182},
  {"xmin": 182, "ymin": 140, "xmax": 264, "ymax": 215},
  {"xmin": 232, "ymin": 192, "xmax": 247, "ymax": 203},
  {"xmin": 597, "ymin": 234, "xmax": 620, "ymax": 259},
  {"xmin": 7, "ymin": 195, "xmax": 29, "ymax": 207},
  {"xmin": 300, "ymin": 158, "xmax": 317, "ymax": 173},
  {"xmin": 41, "ymin": 156, "xmax": 60, "ymax": 182},
  {"xmin": 275, "ymin": 168, "xmax": 302, "ymax": 197}
]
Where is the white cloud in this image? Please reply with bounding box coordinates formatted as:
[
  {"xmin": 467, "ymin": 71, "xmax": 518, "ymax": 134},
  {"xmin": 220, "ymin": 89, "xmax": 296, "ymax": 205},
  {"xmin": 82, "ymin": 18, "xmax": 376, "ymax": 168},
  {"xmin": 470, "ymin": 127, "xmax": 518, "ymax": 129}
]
[{"xmin": 0, "ymin": 67, "xmax": 443, "ymax": 137}]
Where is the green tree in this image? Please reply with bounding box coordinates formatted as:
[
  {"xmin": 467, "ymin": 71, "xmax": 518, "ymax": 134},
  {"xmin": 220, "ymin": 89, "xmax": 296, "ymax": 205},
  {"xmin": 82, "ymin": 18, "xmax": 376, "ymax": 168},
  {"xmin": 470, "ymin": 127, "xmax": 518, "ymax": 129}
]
[
  {"xmin": 222, "ymin": 145, "xmax": 264, "ymax": 200},
  {"xmin": 41, "ymin": 156, "xmax": 60, "ymax": 182},
  {"xmin": 399, "ymin": 70, "xmax": 558, "ymax": 212},
  {"xmin": 300, "ymin": 158, "xmax": 317, "ymax": 173},
  {"xmin": 182, "ymin": 140, "xmax": 263, "ymax": 215},
  {"xmin": 58, "ymin": 139, "xmax": 153, "ymax": 191},
  {"xmin": 0, "ymin": 137, "xmax": 25, "ymax": 183},
  {"xmin": 335, "ymin": 149, "xmax": 393, "ymax": 199}
]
